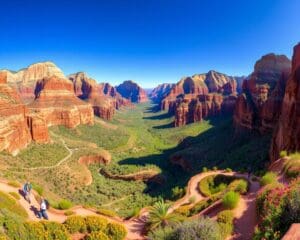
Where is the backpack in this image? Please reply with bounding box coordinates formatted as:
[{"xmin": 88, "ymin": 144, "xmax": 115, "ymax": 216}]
[{"xmin": 44, "ymin": 199, "xmax": 50, "ymax": 209}]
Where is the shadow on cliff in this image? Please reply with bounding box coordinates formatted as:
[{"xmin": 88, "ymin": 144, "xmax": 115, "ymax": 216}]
[{"xmin": 116, "ymin": 115, "xmax": 271, "ymax": 199}]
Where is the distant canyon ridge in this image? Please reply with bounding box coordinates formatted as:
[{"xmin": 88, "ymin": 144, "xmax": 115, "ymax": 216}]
[{"xmin": 1, "ymin": 43, "xmax": 300, "ymax": 164}]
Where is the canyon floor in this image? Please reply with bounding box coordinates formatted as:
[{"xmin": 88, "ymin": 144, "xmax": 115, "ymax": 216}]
[{"xmin": 0, "ymin": 102, "xmax": 270, "ymax": 218}]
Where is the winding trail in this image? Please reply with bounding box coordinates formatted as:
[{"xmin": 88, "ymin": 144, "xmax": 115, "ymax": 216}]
[{"xmin": 0, "ymin": 170, "xmax": 262, "ymax": 240}]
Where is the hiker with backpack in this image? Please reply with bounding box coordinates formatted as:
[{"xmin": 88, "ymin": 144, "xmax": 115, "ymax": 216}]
[
  {"xmin": 38, "ymin": 197, "xmax": 49, "ymax": 220},
  {"xmin": 23, "ymin": 181, "xmax": 32, "ymax": 204}
]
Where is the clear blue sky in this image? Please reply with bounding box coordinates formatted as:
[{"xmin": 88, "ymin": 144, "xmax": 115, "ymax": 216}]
[{"xmin": 0, "ymin": 0, "xmax": 299, "ymax": 88}]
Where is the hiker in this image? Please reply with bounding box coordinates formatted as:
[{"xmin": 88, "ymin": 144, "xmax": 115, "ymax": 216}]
[
  {"xmin": 38, "ymin": 197, "xmax": 49, "ymax": 220},
  {"xmin": 23, "ymin": 181, "xmax": 32, "ymax": 204}
]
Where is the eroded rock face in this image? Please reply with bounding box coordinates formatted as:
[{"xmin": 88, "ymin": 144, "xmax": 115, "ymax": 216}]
[
  {"xmin": 161, "ymin": 71, "xmax": 240, "ymax": 126},
  {"xmin": 116, "ymin": 80, "xmax": 148, "ymax": 103},
  {"xmin": 0, "ymin": 72, "xmax": 32, "ymax": 155},
  {"xmin": 0, "ymin": 62, "xmax": 65, "ymax": 103},
  {"xmin": 149, "ymin": 83, "xmax": 175, "ymax": 103},
  {"xmin": 69, "ymin": 72, "xmax": 117, "ymax": 120},
  {"xmin": 233, "ymin": 54, "xmax": 291, "ymax": 133},
  {"xmin": 29, "ymin": 76, "xmax": 94, "ymax": 128},
  {"xmin": 270, "ymin": 44, "xmax": 300, "ymax": 161}
]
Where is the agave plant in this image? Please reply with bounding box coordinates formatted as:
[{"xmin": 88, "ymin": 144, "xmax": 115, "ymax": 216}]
[{"xmin": 147, "ymin": 200, "xmax": 181, "ymax": 230}]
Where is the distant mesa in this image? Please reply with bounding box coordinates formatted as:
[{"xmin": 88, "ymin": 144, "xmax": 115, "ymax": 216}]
[
  {"xmin": 116, "ymin": 80, "xmax": 148, "ymax": 103},
  {"xmin": 233, "ymin": 53, "xmax": 291, "ymax": 134},
  {"xmin": 159, "ymin": 70, "xmax": 243, "ymax": 127}
]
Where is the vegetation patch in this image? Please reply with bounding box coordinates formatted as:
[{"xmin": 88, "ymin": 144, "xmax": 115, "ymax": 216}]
[
  {"xmin": 222, "ymin": 191, "xmax": 240, "ymax": 209},
  {"xmin": 283, "ymin": 153, "xmax": 300, "ymax": 178},
  {"xmin": 260, "ymin": 172, "xmax": 277, "ymax": 186}
]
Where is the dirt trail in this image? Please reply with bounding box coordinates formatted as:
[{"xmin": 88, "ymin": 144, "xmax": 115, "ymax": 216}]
[{"xmin": 0, "ymin": 171, "xmax": 261, "ymax": 240}]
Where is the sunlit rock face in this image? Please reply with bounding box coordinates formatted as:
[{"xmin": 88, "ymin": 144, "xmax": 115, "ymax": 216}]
[
  {"xmin": 116, "ymin": 80, "xmax": 148, "ymax": 103},
  {"xmin": 160, "ymin": 71, "xmax": 240, "ymax": 126},
  {"xmin": 149, "ymin": 83, "xmax": 175, "ymax": 103},
  {"xmin": 68, "ymin": 72, "xmax": 119, "ymax": 120},
  {"xmin": 270, "ymin": 44, "xmax": 300, "ymax": 161},
  {"xmin": 233, "ymin": 54, "xmax": 291, "ymax": 134},
  {"xmin": 29, "ymin": 76, "xmax": 94, "ymax": 128},
  {"xmin": 0, "ymin": 61, "xmax": 65, "ymax": 103}
]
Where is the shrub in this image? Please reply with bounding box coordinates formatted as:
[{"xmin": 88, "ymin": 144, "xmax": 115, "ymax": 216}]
[
  {"xmin": 202, "ymin": 167, "xmax": 208, "ymax": 172},
  {"xmin": 127, "ymin": 207, "xmax": 140, "ymax": 219},
  {"xmin": 283, "ymin": 155, "xmax": 300, "ymax": 178},
  {"xmin": 225, "ymin": 168, "xmax": 232, "ymax": 173},
  {"xmin": 260, "ymin": 172, "xmax": 277, "ymax": 186},
  {"xmin": 229, "ymin": 179, "xmax": 248, "ymax": 194},
  {"xmin": 9, "ymin": 192, "xmax": 20, "ymax": 200},
  {"xmin": 32, "ymin": 183, "xmax": 44, "ymax": 196},
  {"xmin": 85, "ymin": 216, "xmax": 108, "ymax": 232},
  {"xmin": 172, "ymin": 217, "xmax": 221, "ymax": 240},
  {"xmin": 96, "ymin": 208, "xmax": 117, "ymax": 217},
  {"xmin": 279, "ymin": 150, "xmax": 288, "ymax": 158},
  {"xmin": 213, "ymin": 166, "xmax": 218, "ymax": 171},
  {"xmin": 106, "ymin": 222, "xmax": 127, "ymax": 240},
  {"xmin": 0, "ymin": 191, "xmax": 28, "ymax": 218},
  {"xmin": 188, "ymin": 199, "xmax": 212, "ymax": 216},
  {"xmin": 1, "ymin": 210, "xmax": 28, "ymax": 239},
  {"xmin": 217, "ymin": 210, "xmax": 234, "ymax": 237},
  {"xmin": 64, "ymin": 216, "xmax": 87, "ymax": 233},
  {"xmin": 147, "ymin": 226, "xmax": 175, "ymax": 240},
  {"xmin": 174, "ymin": 205, "xmax": 191, "ymax": 217},
  {"xmin": 222, "ymin": 191, "xmax": 240, "ymax": 209},
  {"xmin": 85, "ymin": 231, "xmax": 110, "ymax": 240},
  {"xmin": 0, "ymin": 235, "xmax": 8, "ymax": 240},
  {"xmin": 7, "ymin": 181, "xmax": 21, "ymax": 188},
  {"xmin": 57, "ymin": 199, "xmax": 73, "ymax": 210},
  {"xmin": 188, "ymin": 196, "xmax": 196, "ymax": 204},
  {"xmin": 64, "ymin": 210, "xmax": 75, "ymax": 216},
  {"xmin": 171, "ymin": 187, "xmax": 185, "ymax": 200}
]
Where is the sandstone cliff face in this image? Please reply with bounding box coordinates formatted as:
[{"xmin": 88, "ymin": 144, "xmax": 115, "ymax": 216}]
[
  {"xmin": 233, "ymin": 54, "xmax": 291, "ymax": 133},
  {"xmin": 29, "ymin": 76, "xmax": 94, "ymax": 128},
  {"xmin": 68, "ymin": 72, "xmax": 118, "ymax": 120},
  {"xmin": 270, "ymin": 44, "xmax": 300, "ymax": 161},
  {"xmin": 0, "ymin": 62, "xmax": 65, "ymax": 103},
  {"xmin": 116, "ymin": 80, "xmax": 148, "ymax": 103},
  {"xmin": 149, "ymin": 83, "xmax": 175, "ymax": 103},
  {"xmin": 161, "ymin": 71, "xmax": 240, "ymax": 126}
]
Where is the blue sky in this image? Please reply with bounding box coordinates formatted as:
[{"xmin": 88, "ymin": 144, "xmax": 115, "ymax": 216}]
[{"xmin": 0, "ymin": 0, "xmax": 299, "ymax": 88}]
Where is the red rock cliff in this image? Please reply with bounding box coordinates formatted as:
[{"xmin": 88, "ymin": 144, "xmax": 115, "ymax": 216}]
[
  {"xmin": 116, "ymin": 80, "xmax": 148, "ymax": 103},
  {"xmin": 0, "ymin": 62, "xmax": 65, "ymax": 103},
  {"xmin": 29, "ymin": 76, "xmax": 94, "ymax": 128},
  {"xmin": 233, "ymin": 54, "xmax": 291, "ymax": 133},
  {"xmin": 149, "ymin": 83, "xmax": 175, "ymax": 103},
  {"xmin": 270, "ymin": 44, "xmax": 300, "ymax": 161}
]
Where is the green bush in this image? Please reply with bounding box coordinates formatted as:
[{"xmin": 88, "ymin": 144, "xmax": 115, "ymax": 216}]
[
  {"xmin": 32, "ymin": 183, "xmax": 44, "ymax": 196},
  {"xmin": 202, "ymin": 167, "xmax": 208, "ymax": 172},
  {"xmin": 96, "ymin": 208, "xmax": 117, "ymax": 217},
  {"xmin": 217, "ymin": 210, "xmax": 234, "ymax": 236},
  {"xmin": 57, "ymin": 199, "xmax": 73, "ymax": 210},
  {"xmin": 85, "ymin": 231, "xmax": 110, "ymax": 240},
  {"xmin": 188, "ymin": 199, "xmax": 212, "ymax": 216},
  {"xmin": 188, "ymin": 196, "xmax": 196, "ymax": 204},
  {"xmin": 64, "ymin": 216, "xmax": 87, "ymax": 233},
  {"xmin": 0, "ymin": 191, "xmax": 28, "ymax": 218},
  {"xmin": 213, "ymin": 166, "xmax": 218, "ymax": 171},
  {"xmin": 171, "ymin": 187, "xmax": 185, "ymax": 200},
  {"xmin": 222, "ymin": 191, "xmax": 240, "ymax": 209},
  {"xmin": 260, "ymin": 172, "xmax": 277, "ymax": 186},
  {"xmin": 229, "ymin": 179, "xmax": 248, "ymax": 194},
  {"xmin": 0, "ymin": 234, "xmax": 8, "ymax": 240},
  {"xmin": 85, "ymin": 216, "xmax": 108, "ymax": 232},
  {"xmin": 64, "ymin": 210, "xmax": 75, "ymax": 216},
  {"xmin": 279, "ymin": 150, "xmax": 288, "ymax": 158},
  {"xmin": 225, "ymin": 168, "xmax": 232, "ymax": 173},
  {"xmin": 283, "ymin": 155, "xmax": 300, "ymax": 178},
  {"xmin": 174, "ymin": 205, "xmax": 191, "ymax": 217},
  {"xmin": 147, "ymin": 226, "xmax": 175, "ymax": 240},
  {"xmin": 106, "ymin": 222, "xmax": 127, "ymax": 240},
  {"xmin": 7, "ymin": 181, "xmax": 21, "ymax": 188},
  {"xmin": 9, "ymin": 192, "xmax": 20, "ymax": 200},
  {"xmin": 1, "ymin": 210, "xmax": 28, "ymax": 239}
]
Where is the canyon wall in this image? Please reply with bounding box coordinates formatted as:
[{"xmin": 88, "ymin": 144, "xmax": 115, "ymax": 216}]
[
  {"xmin": 0, "ymin": 62, "xmax": 65, "ymax": 103},
  {"xmin": 116, "ymin": 80, "xmax": 148, "ymax": 103},
  {"xmin": 270, "ymin": 44, "xmax": 300, "ymax": 161},
  {"xmin": 233, "ymin": 54, "xmax": 291, "ymax": 133},
  {"xmin": 149, "ymin": 83, "xmax": 175, "ymax": 103}
]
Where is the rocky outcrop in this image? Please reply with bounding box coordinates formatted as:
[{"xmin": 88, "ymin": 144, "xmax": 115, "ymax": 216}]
[
  {"xmin": 116, "ymin": 80, "xmax": 148, "ymax": 103},
  {"xmin": 0, "ymin": 62, "xmax": 65, "ymax": 103},
  {"xmin": 68, "ymin": 72, "xmax": 117, "ymax": 120},
  {"xmin": 149, "ymin": 83, "xmax": 175, "ymax": 103},
  {"xmin": 29, "ymin": 76, "xmax": 94, "ymax": 128},
  {"xmin": 160, "ymin": 71, "xmax": 240, "ymax": 126},
  {"xmin": 233, "ymin": 54, "xmax": 291, "ymax": 133},
  {"xmin": 270, "ymin": 44, "xmax": 300, "ymax": 161},
  {"xmin": 0, "ymin": 72, "xmax": 49, "ymax": 155}
]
